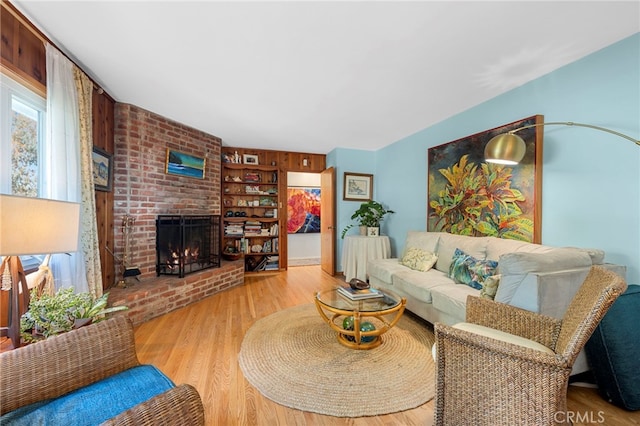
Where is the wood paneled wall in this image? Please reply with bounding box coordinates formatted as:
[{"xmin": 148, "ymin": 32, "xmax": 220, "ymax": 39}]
[
  {"xmin": 92, "ymin": 91, "xmax": 116, "ymax": 289},
  {"xmin": 0, "ymin": 1, "xmax": 45, "ymax": 96},
  {"xmin": 1, "ymin": 0, "xmax": 116, "ymax": 290},
  {"xmin": 222, "ymin": 147, "xmax": 326, "ymax": 174}
]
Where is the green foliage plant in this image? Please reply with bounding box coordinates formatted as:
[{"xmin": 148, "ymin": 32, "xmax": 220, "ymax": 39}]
[
  {"xmin": 12, "ymin": 109, "xmax": 39, "ymax": 196},
  {"xmin": 429, "ymin": 154, "xmax": 533, "ymax": 241},
  {"xmin": 341, "ymin": 200, "xmax": 395, "ymax": 239},
  {"xmin": 20, "ymin": 288, "xmax": 128, "ymax": 343}
]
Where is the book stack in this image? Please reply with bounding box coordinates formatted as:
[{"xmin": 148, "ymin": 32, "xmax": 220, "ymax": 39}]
[
  {"xmin": 224, "ymin": 223, "xmax": 243, "ymax": 237},
  {"xmin": 244, "ymin": 221, "xmax": 262, "ymax": 236},
  {"xmin": 337, "ymin": 285, "xmax": 384, "ymax": 300}
]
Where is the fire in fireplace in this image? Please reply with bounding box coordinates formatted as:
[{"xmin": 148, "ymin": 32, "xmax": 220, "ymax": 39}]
[{"xmin": 156, "ymin": 215, "xmax": 221, "ymax": 278}]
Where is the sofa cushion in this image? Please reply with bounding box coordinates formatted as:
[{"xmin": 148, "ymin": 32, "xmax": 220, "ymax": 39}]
[
  {"xmin": 431, "ymin": 284, "xmax": 479, "ymax": 321},
  {"xmin": 392, "ymin": 269, "xmax": 451, "ymax": 304},
  {"xmin": 495, "ymin": 249, "xmax": 592, "ymax": 304},
  {"xmin": 1, "ymin": 365, "xmax": 175, "ymax": 425},
  {"xmin": 401, "ymin": 247, "xmax": 438, "ymax": 272},
  {"xmin": 405, "ymin": 231, "xmax": 441, "ymax": 253},
  {"xmin": 367, "ymin": 258, "xmax": 408, "ymax": 284},
  {"xmin": 485, "ymin": 237, "xmax": 539, "ymax": 261},
  {"xmin": 453, "ymin": 322, "xmax": 554, "ymax": 354},
  {"xmin": 449, "ymin": 248, "xmax": 498, "ymax": 290},
  {"xmin": 435, "ymin": 234, "xmax": 487, "ymax": 273},
  {"xmin": 575, "ymin": 247, "xmax": 605, "ymax": 264}
]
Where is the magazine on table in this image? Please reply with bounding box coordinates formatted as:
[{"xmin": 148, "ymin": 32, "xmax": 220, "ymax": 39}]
[{"xmin": 337, "ymin": 284, "xmax": 384, "ymax": 300}]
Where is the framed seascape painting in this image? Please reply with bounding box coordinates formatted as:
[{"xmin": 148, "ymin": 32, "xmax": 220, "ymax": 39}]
[
  {"xmin": 92, "ymin": 146, "xmax": 113, "ymax": 191},
  {"xmin": 287, "ymin": 187, "xmax": 321, "ymax": 234},
  {"xmin": 165, "ymin": 149, "xmax": 206, "ymax": 179},
  {"xmin": 427, "ymin": 115, "xmax": 543, "ymax": 243},
  {"xmin": 343, "ymin": 172, "xmax": 373, "ymax": 201}
]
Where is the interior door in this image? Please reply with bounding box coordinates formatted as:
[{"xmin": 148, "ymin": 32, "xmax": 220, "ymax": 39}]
[{"xmin": 320, "ymin": 167, "xmax": 336, "ymax": 275}]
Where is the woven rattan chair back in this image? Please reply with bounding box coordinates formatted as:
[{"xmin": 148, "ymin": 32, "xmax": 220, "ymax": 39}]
[{"xmin": 554, "ymin": 266, "xmax": 627, "ymax": 365}]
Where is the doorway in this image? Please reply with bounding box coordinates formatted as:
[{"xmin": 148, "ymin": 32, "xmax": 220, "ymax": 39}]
[{"xmin": 287, "ymin": 172, "xmax": 321, "ymax": 266}]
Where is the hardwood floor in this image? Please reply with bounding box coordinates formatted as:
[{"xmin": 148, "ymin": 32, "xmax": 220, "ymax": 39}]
[{"xmin": 131, "ymin": 265, "xmax": 638, "ymax": 426}]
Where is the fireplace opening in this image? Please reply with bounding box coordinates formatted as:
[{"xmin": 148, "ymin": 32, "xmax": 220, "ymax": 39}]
[{"xmin": 156, "ymin": 215, "xmax": 221, "ymax": 278}]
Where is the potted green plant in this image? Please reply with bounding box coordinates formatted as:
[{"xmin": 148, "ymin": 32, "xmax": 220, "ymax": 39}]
[
  {"xmin": 20, "ymin": 288, "xmax": 128, "ymax": 343},
  {"xmin": 341, "ymin": 200, "xmax": 394, "ymax": 238}
]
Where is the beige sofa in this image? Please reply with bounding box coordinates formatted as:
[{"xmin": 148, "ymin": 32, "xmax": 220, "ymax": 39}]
[{"xmin": 367, "ymin": 231, "xmax": 626, "ymax": 374}]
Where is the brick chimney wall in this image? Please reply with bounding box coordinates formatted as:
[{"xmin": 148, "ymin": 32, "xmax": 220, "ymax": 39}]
[{"xmin": 113, "ymin": 103, "xmax": 222, "ymax": 280}]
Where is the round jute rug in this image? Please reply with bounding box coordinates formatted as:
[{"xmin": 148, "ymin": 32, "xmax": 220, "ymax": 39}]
[{"xmin": 238, "ymin": 303, "xmax": 435, "ymax": 417}]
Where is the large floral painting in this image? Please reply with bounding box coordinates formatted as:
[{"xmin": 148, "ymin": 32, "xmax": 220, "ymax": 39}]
[
  {"xmin": 427, "ymin": 115, "xmax": 543, "ymax": 243},
  {"xmin": 287, "ymin": 188, "xmax": 321, "ymax": 234}
]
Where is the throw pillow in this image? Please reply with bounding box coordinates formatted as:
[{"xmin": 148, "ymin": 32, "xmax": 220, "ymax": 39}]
[
  {"xmin": 449, "ymin": 248, "xmax": 498, "ymax": 290},
  {"xmin": 480, "ymin": 274, "xmax": 501, "ymax": 299},
  {"xmin": 401, "ymin": 247, "xmax": 438, "ymax": 272},
  {"xmin": 449, "ymin": 248, "xmax": 474, "ymax": 285}
]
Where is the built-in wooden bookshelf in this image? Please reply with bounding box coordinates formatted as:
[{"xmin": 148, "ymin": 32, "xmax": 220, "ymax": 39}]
[
  {"xmin": 221, "ymin": 161, "xmax": 281, "ymax": 273},
  {"xmin": 220, "ymin": 147, "xmax": 326, "ymax": 273}
]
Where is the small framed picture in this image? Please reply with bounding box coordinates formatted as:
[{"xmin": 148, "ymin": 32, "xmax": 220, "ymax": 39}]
[
  {"xmin": 343, "ymin": 172, "xmax": 373, "ymax": 201},
  {"xmin": 166, "ymin": 148, "xmax": 206, "ymax": 179},
  {"xmin": 243, "ymin": 154, "xmax": 259, "ymax": 165},
  {"xmin": 92, "ymin": 146, "xmax": 113, "ymax": 191}
]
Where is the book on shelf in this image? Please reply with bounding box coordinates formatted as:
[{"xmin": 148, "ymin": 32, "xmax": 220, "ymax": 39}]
[
  {"xmin": 337, "ymin": 285, "xmax": 384, "ymax": 300},
  {"xmin": 264, "ymin": 255, "xmax": 279, "ymax": 270}
]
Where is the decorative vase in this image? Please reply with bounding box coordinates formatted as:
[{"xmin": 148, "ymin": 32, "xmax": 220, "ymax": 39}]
[{"xmin": 367, "ymin": 227, "xmax": 379, "ymax": 237}]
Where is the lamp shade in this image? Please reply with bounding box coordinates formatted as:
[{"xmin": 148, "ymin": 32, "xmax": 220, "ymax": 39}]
[
  {"xmin": 484, "ymin": 133, "xmax": 527, "ymax": 165},
  {"xmin": 0, "ymin": 194, "xmax": 80, "ymax": 256}
]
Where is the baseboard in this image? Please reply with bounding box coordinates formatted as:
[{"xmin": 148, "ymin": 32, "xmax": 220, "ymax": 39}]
[{"xmin": 289, "ymin": 258, "xmax": 320, "ymax": 266}]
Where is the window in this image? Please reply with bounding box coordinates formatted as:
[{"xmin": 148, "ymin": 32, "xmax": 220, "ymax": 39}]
[
  {"xmin": 1, "ymin": 74, "xmax": 47, "ymax": 271},
  {"xmin": 0, "ymin": 74, "xmax": 46, "ymax": 196}
]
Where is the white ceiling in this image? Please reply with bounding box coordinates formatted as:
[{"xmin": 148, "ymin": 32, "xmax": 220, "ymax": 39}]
[{"xmin": 13, "ymin": 1, "xmax": 640, "ymax": 154}]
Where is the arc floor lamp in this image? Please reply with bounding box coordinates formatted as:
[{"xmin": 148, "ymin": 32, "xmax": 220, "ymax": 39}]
[{"xmin": 485, "ymin": 121, "xmax": 640, "ymax": 165}]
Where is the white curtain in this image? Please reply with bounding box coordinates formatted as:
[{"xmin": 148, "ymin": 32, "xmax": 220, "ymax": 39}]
[
  {"xmin": 74, "ymin": 67, "xmax": 103, "ymax": 298},
  {"xmin": 44, "ymin": 43, "xmax": 88, "ymax": 293}
]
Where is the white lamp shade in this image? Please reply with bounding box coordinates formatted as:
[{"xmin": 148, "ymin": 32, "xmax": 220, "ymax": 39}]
[{"xmin": 0, "ymin": 194, "xmax": 80, "ymax": 256}]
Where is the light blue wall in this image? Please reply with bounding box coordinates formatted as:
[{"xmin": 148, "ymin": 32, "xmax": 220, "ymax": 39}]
[
  {"xmin": 330, "ymin": 33, "xmax": 640, "ymax": 283},
  {"xmin": 326, "ymin": 148, "xmax": 377, "ymax": 268}
]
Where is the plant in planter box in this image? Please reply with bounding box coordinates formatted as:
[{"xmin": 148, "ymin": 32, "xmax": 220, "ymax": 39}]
[
  {"xmin": 20, "ymin": 288, "xmax": 128, "ymax": 343},
  {"xmin": 341, "ymin": 200, "xmax": 394, "ymax": 238}
]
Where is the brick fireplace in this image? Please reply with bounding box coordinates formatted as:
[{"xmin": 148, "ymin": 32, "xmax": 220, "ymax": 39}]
[{"xmin": 108, "ymin": 104, "xmax": 243, "ymax": 325}]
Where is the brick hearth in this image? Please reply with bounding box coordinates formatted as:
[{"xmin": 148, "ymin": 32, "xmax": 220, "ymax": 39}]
[{"xmin": 107, "ymin": 260, "xmax": 243, "ymax": 326}]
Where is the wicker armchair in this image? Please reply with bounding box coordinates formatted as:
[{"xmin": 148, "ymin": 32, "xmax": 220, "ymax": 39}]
[
  {"xmin": 433, "ymin": 265, "xmax": 627, "ymax": 426},
  {"xmin": 0, "ymin": 315, "xmax": 205, "ymax": 425}
]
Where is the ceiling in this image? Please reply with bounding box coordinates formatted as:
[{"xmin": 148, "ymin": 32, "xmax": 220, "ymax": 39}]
[{"xmin": 13, "ymin": 1, "xmax": 640, "ymax": 154}]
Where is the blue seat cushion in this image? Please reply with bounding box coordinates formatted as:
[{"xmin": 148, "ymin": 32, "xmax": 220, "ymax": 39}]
[{"xmin": 1, "ymin": 365, "xmax": 175, "ymax": 425}]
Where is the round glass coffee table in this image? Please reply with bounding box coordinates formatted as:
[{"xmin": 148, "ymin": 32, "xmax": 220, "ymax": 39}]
[{"xmin": 315, "ymin": 287, "xmax": 406, "ymax": 349}]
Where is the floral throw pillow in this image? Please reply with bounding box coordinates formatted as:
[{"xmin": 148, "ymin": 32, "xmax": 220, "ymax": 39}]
[
  {"xmin": 449, "ymin": 248, "xmax": 498, "ymax": 290},
  {"xmin": 401, "ymin": 247, "xmax": 438, "ymax": 272}
]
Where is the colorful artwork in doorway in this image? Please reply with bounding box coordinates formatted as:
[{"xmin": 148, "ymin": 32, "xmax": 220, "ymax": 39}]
[{"xmin": 287, "ymin": 188, "xmax": 321, "ymax": 233}]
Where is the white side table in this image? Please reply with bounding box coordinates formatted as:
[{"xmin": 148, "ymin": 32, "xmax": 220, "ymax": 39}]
[{"xmin": 342, "ymin": 235, "xmax": 391, "ymax": 282}]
